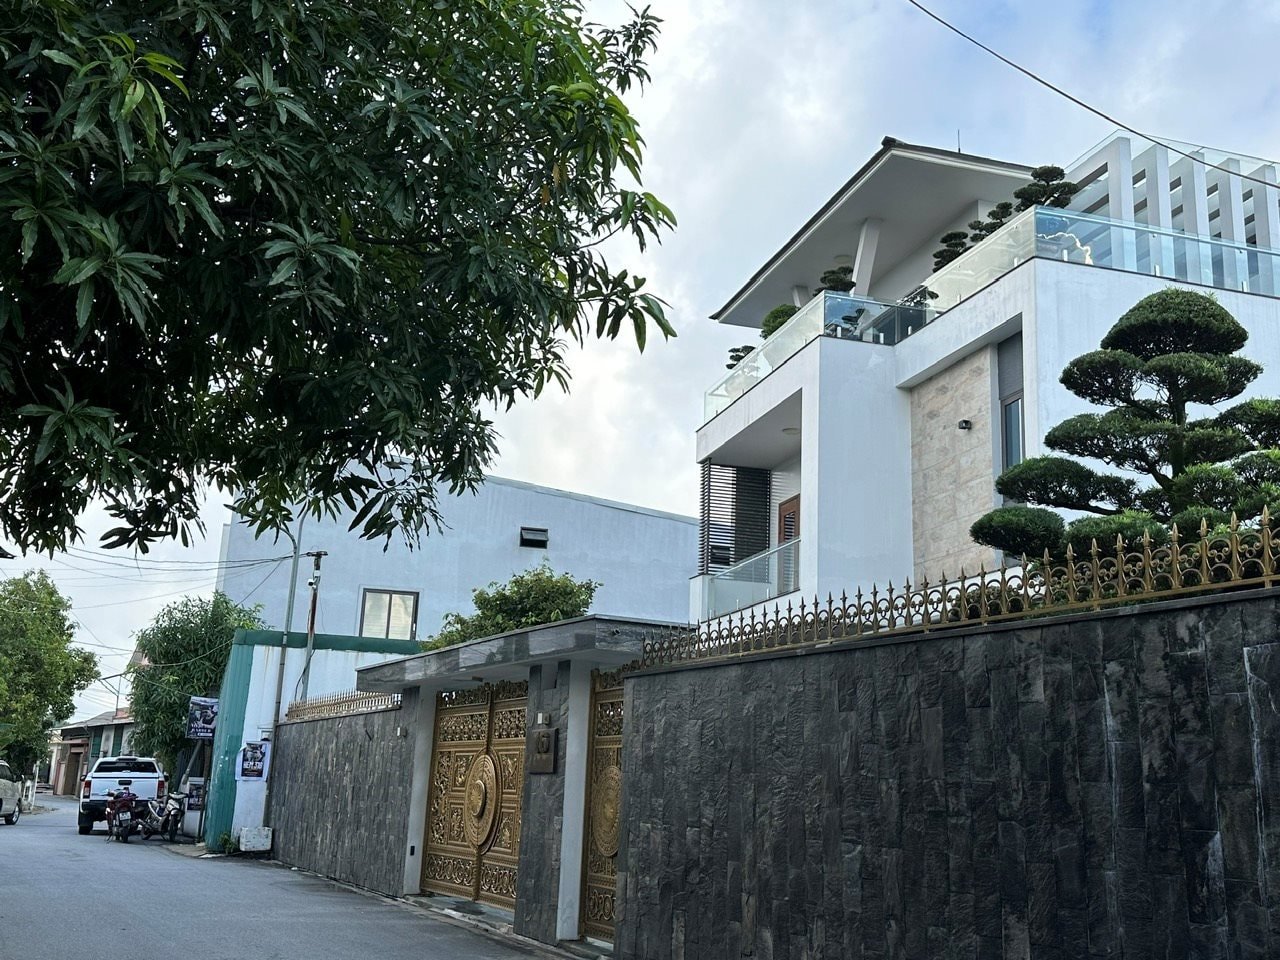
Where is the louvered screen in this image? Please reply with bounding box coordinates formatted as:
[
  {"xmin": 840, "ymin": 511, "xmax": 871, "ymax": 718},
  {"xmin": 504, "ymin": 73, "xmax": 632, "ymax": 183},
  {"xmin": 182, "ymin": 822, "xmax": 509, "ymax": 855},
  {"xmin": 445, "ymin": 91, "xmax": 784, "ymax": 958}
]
[{"xmin": 699, "ymin": 462, "xmax": 772, "ymax": 574}]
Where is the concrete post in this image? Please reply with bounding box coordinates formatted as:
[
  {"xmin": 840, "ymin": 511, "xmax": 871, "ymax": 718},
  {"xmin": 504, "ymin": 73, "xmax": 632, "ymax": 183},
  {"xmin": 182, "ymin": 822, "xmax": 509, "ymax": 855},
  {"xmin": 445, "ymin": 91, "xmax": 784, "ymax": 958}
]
[
  {"xmin": 401, "ymin": 686, "xmax": 435, "ymax": 895},
  {"xmin": 1173, "ymin": 154, "xmax": 1213, "ymax": 286},
  {"xmin": 555, "ymin": 660, "xmax": 594, "ymax": 940},
  {"xmin": 1102, "ymin": 137, "xmax": 1136, "ymax": 270},
  {"xmin": 1249, "ymin": 164, "xmax": 1279, "ymax": 295},
  {"xmin": 1214, "ymin": 157, "xmax": 1248, "ymax": 290},
  {"xmin": 1136, "ymin": 143, "xmax": 1174, "ymax": 277},
  {"xmin": 852, "ymin": 218, "xmax": 882, "ymax": 297}
]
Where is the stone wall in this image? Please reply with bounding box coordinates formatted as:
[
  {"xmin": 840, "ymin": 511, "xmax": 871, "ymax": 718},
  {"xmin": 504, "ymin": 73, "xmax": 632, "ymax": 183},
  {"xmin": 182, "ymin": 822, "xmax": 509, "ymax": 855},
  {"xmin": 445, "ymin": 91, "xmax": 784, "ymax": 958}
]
[
  {"xmin": 910, "ymin": 347, "xmax": 997, "ymax": 583},
  {"xmin": 614, "ymin": 590, "xmax": 1280, "ymax": 960},
  {"xmin": 514, "ymin": 660, "xmax": 573, "ymax": 942},
  {"xmin": 269, "ymin": 691, "xmax": 419, "ymax": 896}
]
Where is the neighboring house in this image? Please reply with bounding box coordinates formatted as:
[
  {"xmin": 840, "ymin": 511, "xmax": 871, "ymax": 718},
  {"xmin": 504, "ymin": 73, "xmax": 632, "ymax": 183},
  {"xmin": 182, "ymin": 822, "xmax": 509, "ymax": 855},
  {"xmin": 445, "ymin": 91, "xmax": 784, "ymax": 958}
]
[
  {"xmin": 693, "ymin": 132, "xmax": 1280, "ymax": 621},
  {"xmin": 207, "ymin": 476, "xmax": 698, "ymax": 843},
  {"xmin": 49, "ymin": 708, "xmax": 136, "ymax": 795}
]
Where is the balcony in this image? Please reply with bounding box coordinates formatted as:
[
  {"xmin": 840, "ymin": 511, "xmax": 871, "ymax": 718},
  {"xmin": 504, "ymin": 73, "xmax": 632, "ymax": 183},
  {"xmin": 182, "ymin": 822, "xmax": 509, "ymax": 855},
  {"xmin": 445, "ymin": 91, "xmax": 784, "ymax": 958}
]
[
  {"xmin": 703, "ymin": 206, "xmax": 1280, "ymax": 424},
  {"xmin": 705, "ymin": 293, "xmax": 937, "ymax": 420},
  {"xmin": 705, "ymin": 539, "xmax": 800, "ymax": 619}
]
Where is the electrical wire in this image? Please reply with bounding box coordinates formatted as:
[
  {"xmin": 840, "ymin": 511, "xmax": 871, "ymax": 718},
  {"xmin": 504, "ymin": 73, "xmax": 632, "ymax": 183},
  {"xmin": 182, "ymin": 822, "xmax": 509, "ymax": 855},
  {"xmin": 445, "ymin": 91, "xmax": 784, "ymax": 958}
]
[
  {"xmin": 65, "ymin": 545, "xmax": 293, "ymax": 570},
  {"xmin": 902, "ymin": 0, "xmax": 1280, "ymax": 190},
  {"xmin": 71, "ymin": 563, "xmax": 261, "ymax": 610}
]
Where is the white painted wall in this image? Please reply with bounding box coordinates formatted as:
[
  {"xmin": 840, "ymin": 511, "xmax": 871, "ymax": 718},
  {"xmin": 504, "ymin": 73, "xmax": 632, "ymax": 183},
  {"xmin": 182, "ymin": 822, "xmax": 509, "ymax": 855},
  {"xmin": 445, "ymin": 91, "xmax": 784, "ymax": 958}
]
[
  {"xmin": 811, "ymin": 339, "xmax": 914, "ymax": 599},
  {"xmin": 217, "ymin": 477, "xmax": 697, "ymax": 642}
]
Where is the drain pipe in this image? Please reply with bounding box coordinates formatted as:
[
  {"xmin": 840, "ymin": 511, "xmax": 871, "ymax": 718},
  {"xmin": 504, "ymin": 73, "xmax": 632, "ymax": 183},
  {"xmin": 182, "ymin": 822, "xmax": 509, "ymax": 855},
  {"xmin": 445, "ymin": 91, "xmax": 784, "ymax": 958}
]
[{"xmin": 263, "ymin": 514, "xmax": 304, "ymax": 827}]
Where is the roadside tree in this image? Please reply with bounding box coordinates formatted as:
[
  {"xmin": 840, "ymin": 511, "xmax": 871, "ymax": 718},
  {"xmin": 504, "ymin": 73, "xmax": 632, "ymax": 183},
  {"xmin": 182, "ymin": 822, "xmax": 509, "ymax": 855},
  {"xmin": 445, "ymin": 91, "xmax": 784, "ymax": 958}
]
[
  {"xmin": 0, "ymin": 572, "xmax": 98, "ymax": 772},
  {"xmin": 128, "ymin": 593, "xmax": 263, "ymax": 772},
  {"xmin": 0, "ymin": 0, "xmax": 674, "ymax": 557}
]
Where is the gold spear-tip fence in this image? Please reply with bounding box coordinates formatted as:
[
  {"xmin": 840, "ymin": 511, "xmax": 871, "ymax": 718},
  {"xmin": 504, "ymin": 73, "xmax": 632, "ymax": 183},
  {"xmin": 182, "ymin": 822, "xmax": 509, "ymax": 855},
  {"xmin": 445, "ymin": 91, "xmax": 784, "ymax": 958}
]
[{"xmin": 641, "ymin": 510, "xmax": 1280, "ymax": 669}]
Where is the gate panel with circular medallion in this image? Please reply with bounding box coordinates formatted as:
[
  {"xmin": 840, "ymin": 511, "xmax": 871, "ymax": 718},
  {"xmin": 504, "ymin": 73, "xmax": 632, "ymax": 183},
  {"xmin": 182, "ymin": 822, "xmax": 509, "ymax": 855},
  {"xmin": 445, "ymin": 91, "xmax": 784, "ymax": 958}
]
[
  {"xmin": 581, "ymin": 669, "xmax": 624, "ymax": 941},
  {"xmin": 422, "ymin": 681, "xmax": 527, "ymax": 909}
]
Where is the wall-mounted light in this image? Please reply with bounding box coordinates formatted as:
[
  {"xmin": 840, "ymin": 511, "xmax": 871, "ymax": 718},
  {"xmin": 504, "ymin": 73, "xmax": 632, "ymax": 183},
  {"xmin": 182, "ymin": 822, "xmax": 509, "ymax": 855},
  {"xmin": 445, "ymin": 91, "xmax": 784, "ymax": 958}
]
[
  {"xmin": 781, "ymin": 426, "xmax": 801, "ymax": 436},
  {"xmin": 957, "ymin": 419, "xmax": 972, "ymax": 430}
]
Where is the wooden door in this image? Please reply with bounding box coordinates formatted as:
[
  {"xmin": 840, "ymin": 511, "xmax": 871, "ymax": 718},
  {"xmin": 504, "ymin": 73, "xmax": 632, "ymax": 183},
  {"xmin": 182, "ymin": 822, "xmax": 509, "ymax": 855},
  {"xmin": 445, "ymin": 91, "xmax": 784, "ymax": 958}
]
[{"xmin": 778, "ymin": 495, "xmax": 800, "ymax": 542}]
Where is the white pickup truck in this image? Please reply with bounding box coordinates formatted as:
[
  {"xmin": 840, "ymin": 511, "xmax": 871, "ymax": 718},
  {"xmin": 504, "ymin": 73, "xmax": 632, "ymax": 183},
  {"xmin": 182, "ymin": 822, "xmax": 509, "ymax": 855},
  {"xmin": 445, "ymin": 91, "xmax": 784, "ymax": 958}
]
[{"xmin": 78, "ymin": 756, "xmax": 166, "ymax": 835}]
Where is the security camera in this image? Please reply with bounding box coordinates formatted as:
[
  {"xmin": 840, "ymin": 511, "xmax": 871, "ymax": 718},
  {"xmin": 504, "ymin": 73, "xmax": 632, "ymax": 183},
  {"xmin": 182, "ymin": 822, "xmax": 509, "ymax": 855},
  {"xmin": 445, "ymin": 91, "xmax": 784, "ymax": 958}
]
[{"xmin": 307, "ymin": 578, "xmax": 316, "ymax": 588}]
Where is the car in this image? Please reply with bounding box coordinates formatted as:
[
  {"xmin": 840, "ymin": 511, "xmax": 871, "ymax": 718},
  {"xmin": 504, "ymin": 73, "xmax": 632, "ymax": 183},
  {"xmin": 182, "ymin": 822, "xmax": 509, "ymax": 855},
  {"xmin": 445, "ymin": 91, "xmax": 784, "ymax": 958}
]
[
  {"xmin": 0, "ymin": 760, "xmax": 23, "ymax": 824},
  {"xmin": 79, "ymin": 756, "xmax": 165, "ymax": 835}
]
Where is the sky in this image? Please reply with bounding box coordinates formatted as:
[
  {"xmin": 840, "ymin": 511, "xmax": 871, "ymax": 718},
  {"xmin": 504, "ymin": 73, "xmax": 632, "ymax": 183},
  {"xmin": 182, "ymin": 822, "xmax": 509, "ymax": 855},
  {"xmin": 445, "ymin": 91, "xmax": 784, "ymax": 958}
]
[{"xmin": 7, "ymin": 0, "xmax": 1280, "ymax": 721}]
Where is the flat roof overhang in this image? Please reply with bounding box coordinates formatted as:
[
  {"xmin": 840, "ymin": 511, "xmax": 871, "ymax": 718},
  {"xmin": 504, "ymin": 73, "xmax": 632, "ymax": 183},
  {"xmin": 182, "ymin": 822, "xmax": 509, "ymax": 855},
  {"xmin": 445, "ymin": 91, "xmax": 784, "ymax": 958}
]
[
  {"xmin": 713, "ymin": 137, "xmax": 1033, "ymax": 328},
  {"xmin": 355, "ymin": 614, "xmax": 683, "ymax": 694}
]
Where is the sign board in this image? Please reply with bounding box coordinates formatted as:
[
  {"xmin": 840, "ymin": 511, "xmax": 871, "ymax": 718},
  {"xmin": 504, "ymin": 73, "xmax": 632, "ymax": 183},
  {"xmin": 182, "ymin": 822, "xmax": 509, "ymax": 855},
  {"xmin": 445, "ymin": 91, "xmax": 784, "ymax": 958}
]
[
  {"xmin": 238, "ymin": 741, "xmax": 267, "ymax": 780},
  {"xmin": 186, "ymin": 777, "xmax": 206, "ymax": 812},
  {"xmin": 186, "ymin": 697, "xmax": 219, "ymax": 740}
]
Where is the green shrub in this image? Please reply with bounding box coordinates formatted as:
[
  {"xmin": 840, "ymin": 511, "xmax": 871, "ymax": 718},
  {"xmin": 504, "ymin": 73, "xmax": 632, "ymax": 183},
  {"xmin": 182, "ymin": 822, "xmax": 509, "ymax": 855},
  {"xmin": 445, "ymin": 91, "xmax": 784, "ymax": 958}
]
[
  {"xmin": 761, "ymin": 304, "xmax": 798, "ymax": 339},
  {"xmin": 970, "ymin": 506, "xmax": 1064, "ymax": 559}
]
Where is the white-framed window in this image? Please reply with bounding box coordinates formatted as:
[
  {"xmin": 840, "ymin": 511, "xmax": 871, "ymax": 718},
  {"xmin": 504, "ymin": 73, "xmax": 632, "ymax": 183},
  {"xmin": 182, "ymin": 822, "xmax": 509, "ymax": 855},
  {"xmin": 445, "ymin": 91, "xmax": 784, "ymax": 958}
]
[{"xmin": 359, "ymin": 589, "xmax": 419, "ymax": 641}]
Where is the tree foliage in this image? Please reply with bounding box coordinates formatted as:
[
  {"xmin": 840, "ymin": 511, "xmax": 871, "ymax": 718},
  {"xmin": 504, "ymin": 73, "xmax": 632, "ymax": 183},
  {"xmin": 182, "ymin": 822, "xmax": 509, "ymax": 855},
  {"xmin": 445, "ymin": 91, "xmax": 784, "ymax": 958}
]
[
  {"xmin": 422, "ymin": 563, "xmax": 599, "ymax": 651},
  {"xmin": 128, "ymin": 592, "xmax": 262, "ymax": 772},
  {"xmin": 1013, "ymin": 165, "xmax": 1080, "ymax": 211},
  {"xmin": 0, "ymin": 571, "xmax": 97, "ymax": 772},
  {"xmin": 0, "ymin": 0, "xmax": 675, "ymax": 556},
  {"xmin": 972, "ymin": 289, "xmax": 1280, "ymax": 557}
]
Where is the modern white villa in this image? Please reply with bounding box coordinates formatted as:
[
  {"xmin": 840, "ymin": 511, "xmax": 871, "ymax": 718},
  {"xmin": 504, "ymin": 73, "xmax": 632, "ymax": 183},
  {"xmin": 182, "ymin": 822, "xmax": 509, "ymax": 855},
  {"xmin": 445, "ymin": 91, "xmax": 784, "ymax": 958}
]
[{"xmin": 692, "ymin": 132, "xmax": 1280, "ymax": 622}]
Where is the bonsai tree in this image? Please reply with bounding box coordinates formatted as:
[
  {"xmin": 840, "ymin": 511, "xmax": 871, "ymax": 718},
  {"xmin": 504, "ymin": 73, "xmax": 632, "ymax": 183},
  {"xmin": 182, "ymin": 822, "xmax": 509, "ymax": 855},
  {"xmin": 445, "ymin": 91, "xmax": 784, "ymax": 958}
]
[
  {"xmin": 967, "ymin": 201, "xmax": 1015, "ymax": 241},
  {"xmin": 971, "ymin": 289, "xmax": 1280, "ymax": 557},
  {"xmin": 933, "ymin": 231, "xmax": 971, "ymax": 271},
  {"xmin": 726, "ymin": 344, "xmax": 755, "ymax": 370},
  {"xmin": 814, "ymin": 265, "xmax": 855, "ymax": 293},
  {"xmin": 1013, "ymin": 165, "xmax": 1080, "ymax": 210},
  {"xmin": 761, "ymin": 304, "xmax": 800, "ymax": 337},
  {"xmin": 933, "ymin": 166, "xmax": 1081, "ymax": 273}
]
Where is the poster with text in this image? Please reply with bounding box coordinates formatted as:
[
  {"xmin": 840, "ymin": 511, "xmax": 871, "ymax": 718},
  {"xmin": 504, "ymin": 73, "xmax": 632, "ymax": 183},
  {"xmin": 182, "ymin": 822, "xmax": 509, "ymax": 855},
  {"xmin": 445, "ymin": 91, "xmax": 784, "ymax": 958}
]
[
  {"xmin": 238, "ymin": 741, "xmax": 267, "ymax": 780},
  {"xmin": 186, "ymin": 696, "xmax": 219, "ymax": 740}
]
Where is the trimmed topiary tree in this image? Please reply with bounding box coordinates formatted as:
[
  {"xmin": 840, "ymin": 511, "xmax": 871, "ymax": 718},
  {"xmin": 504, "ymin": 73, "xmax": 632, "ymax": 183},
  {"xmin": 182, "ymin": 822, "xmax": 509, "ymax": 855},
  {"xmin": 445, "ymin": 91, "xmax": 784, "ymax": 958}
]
[
  {"xmin": 762, "ymin": 304, "xmax": 800, "ymax": 338},
  {"xmin": 971, "ymin": 288, "xmax": 1280, "ymax": 558},
  {"xmin": 1013, "ymin": 165, "xmax": 1079, "ymax": 211}
]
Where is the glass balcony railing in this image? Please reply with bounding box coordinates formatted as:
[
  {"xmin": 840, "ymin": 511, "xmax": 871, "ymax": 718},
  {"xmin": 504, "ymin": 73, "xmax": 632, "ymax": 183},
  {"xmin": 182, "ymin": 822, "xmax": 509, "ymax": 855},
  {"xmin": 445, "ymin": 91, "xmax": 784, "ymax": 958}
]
[
  {"xmin": 704, "ymin": 292, "xmax": 937, "ymax": 419},
  {"xmin": 706, "ymin": 539, "xmax": 800, "ymax": 619},
  {"xmin": 703, "ymin": 205, "xmax": 1280, "ymax": 423}
]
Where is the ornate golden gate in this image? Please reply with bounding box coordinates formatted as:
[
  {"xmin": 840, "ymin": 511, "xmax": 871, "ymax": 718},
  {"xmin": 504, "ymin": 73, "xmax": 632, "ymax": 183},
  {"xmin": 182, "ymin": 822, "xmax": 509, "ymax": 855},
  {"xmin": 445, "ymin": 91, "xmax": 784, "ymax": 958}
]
[
  {"xmin": 581, "ymin": 669, "xmax": 624, "ymax": 940},
  {"xmin": 422, "ymin": 681, "xmax": 527, "ymax": 908}
]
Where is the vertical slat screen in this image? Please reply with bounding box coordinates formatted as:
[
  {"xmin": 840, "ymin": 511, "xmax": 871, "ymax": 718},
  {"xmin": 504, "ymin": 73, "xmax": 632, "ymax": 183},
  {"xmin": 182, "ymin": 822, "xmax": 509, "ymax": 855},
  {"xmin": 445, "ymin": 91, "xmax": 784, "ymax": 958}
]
[{"xmin": 699, "ymin": 462, "xmax": 772, "ymax": 574}]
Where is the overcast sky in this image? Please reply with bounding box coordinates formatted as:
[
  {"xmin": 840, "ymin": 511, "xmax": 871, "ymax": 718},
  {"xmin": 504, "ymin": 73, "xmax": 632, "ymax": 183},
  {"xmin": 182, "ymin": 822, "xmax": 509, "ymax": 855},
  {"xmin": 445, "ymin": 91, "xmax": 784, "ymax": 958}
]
[{"xmin": 9, "ymin": 0, "xmax": 1280, "ymax": 721}]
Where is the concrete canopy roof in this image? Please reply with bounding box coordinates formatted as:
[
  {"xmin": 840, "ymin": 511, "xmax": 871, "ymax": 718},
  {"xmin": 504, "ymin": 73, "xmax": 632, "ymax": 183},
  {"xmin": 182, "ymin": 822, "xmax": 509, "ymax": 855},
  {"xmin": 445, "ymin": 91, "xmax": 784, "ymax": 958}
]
[
  {"xmin": 354, "ymin": 614, "xmax": 682, "ymax": 695},
  {"xmin": 712, "ymin": 137, "xmax": 1032, "ymax": 328}
]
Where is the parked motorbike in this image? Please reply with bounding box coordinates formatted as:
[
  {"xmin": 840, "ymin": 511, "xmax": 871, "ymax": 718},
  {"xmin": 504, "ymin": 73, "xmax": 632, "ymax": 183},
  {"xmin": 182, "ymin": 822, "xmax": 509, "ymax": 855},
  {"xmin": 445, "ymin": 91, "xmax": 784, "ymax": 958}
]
[
  {"xmin": 141, "ymin": 791, "xmax": 187, "ymax": 842},
  {"xmin": 104, "ymin": 782, "xmax": 139, "ymax": 843}
]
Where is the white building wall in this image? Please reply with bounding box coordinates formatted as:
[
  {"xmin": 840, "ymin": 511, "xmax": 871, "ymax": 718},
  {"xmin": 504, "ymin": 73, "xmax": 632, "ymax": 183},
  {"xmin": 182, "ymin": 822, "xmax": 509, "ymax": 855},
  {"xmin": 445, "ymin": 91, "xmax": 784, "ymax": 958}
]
[
  {"xmin": 217, "ymin": 477, "xmax": 697, "ymax": 642},
  {"xmin": 812, "ymin": 339, "xmax": 914, "ymax": 599}
]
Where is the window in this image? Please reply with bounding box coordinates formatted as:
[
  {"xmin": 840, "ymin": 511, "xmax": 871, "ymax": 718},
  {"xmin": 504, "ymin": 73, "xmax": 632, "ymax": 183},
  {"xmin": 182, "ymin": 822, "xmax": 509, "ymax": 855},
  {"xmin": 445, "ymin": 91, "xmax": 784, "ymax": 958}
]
[
  {"xmin": 0, "ymin": 763, "xmax": 12, "ymax": 782},
  {"xmin": 519, "ymin": 526, "xmax": 549, "ymax": 549},
  {"xmin": 360, "ymin": 589, "xmax": 419, "ymax": 641},
  {"xmin": 92, "ymin": 759, "xmax": 158, "ymax": 774},
  {"xmin": 1002, "ymin": 396, "xmax": 1024, "ymax": 470}
]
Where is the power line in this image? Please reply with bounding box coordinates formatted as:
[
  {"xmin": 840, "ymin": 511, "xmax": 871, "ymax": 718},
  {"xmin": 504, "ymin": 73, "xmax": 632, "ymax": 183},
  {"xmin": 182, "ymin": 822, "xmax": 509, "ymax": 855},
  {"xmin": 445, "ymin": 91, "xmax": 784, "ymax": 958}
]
[
  {"xmin": 72, "ymin": 563, "xmax": 261, "ymax": 610},
  {"xmin": 65, "ymin": 545, "xmax": 292, "ymax": 570},
  {"xmin": 902, "ymin": 0, "xmax": 1280, "ymax": 191}
]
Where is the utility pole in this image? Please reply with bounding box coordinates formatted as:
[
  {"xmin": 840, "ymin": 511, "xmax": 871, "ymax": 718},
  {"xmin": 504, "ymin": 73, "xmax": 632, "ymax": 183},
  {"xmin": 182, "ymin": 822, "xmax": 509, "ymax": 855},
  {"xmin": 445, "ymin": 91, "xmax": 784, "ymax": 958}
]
[
  {"xmin": 297, "ymin": 551, "xmax": 327, "ymax": 701},
  {"xmin": 263, "ymin": 517, "xmax": 306, "ymax": 830}
]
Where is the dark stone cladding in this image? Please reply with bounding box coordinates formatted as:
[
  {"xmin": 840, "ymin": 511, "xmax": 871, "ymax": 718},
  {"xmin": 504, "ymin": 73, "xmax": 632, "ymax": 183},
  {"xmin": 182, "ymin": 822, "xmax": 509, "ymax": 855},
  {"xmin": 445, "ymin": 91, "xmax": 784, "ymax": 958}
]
[
  {"xmin": 269, "ymin": 690, "xmax": 419, "ymax": 896},
  {"xmin": 513, "ymin": 660, "xmax": 573, "ymax": 942},
  {"xmin": 614, "ymin": 588, "xmax": 1280, "ymax": 960}
]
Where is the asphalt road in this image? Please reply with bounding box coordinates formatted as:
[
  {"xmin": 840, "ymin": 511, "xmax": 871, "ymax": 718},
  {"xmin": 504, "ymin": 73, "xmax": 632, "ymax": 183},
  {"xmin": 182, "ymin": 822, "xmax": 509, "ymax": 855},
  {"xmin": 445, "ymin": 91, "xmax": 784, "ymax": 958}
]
[{"xmin": 0, "ymin": 796, "xmax": 543, "ymax": 960}]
